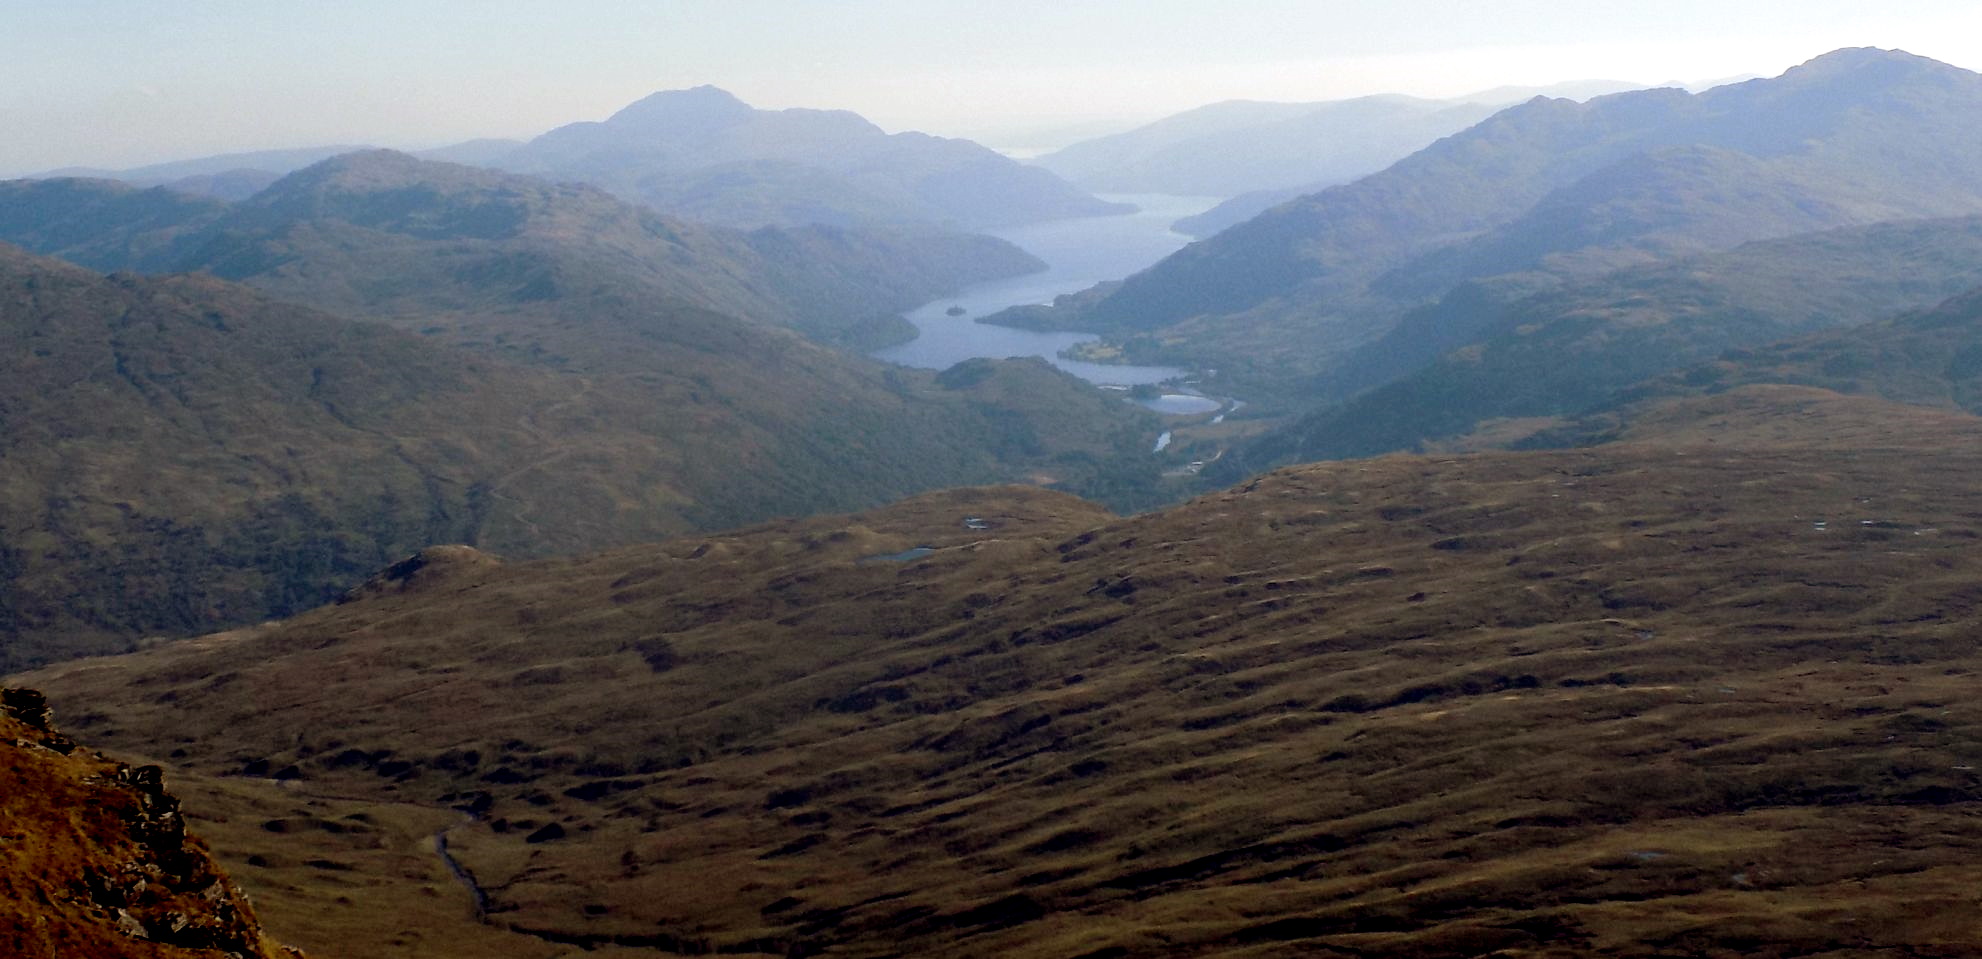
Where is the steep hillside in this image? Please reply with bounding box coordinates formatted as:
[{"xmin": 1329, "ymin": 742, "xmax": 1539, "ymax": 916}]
[
  {"xmin": 1033, "ymin": 95, "xmax": 1498, "ymax": 197},
  {"xmin": 1570, "ymin": 285, "xmax": 1982, "ymax": 440},
  {"xmin": 1222, "ymin": 217, "xmax": 1982, "ymax": 471},
  {"xmin": 22, "ymin": 392, "xmax": 1982, "ymax": 957},
  {"xmin": 0, "ymin": 246, "xmax": 1161, "ymax": 669},
  {"xmin": 498, "ymin": 86, "xmax": 1127, "ymax": 230},
  {"xmin": 0, "ymin": 687, "xmax": 295, "ymax": 959},
  {"xmin": 1004, "ymin": 48, "xmax": 1982, "ymax": 396},
  {"xmin": 1168, "ymin": 85, "xmax": 1667, "ymax": 238}
]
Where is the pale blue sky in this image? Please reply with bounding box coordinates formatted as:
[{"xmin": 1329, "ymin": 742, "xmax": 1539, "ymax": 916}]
[{"xmin": 4, "ymin": 1, "xmax": 1980, "ymax": 174}]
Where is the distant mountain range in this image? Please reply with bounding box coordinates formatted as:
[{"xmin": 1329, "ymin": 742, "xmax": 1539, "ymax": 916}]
[
  {"xmin": 28, "ymin": 88, "xmax": 1124, "ymax": 232},
  {"xmin": 1000, "ymin": 49, "xmax": 1982, "ymax": 401},
  {"xmin": 34, "ymin": 142, "xmax": 513, "ymax": 202},
  {"xmin": 1, "ymin": 150, "xmax": 1049, "ymax": 350},
  {"xmin": 1031, "ymin": 95, "xmax": 1502, "ymax": 199},
  {"xmin": 489, "ymin": 85, "xmax": 1127, "ymax": 230},
  {"xmin": 1036, "ymin": 81, "xmax": 1676, "ymax": 238}
]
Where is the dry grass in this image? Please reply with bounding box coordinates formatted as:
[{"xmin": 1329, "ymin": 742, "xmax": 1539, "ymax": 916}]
[
  {"xmin": 19, "ymin": 388, "xmax": 1982, "ymax": 957},
  {"xmin": 0, "ymin": 695, "xmax": 292, "ymax": 959}
]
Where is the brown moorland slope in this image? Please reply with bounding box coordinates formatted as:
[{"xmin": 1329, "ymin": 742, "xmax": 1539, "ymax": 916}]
[
  {"xmin": 19, "ymin": 388, "xmax": 1982, "ymax": 957},
  {"xmin": 0, "ymin": 687, "xmax": 296, "ymax": 959}
]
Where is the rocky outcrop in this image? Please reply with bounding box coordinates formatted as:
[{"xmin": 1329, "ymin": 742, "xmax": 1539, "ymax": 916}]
[
  {"xmin": 0, "ymin": 686, "xmax": 298, "ymax": 959},
  {"xmin": 337, "ymin": 544, "xmax": 502, "ymax": 604}
]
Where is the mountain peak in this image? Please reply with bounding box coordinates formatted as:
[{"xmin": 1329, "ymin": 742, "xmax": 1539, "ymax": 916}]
[
  {"xmin": 239, "ymin": 149, "xmax": 561, "ymax": 241},
  {"xmin": 259, "ymin": 148, "xmax": 530, "ymax": 200},
  {"xmin": 1696, "ymin": 46, "xmax": 1982, "ymax": 119},
  {"xmin": 250, "ymin": 149, "xmax": 444, "ymax": 202},
  {"xmin": 605, "ymin": 85, "xmax": 755, "ymax": 131},
  {"xmin": 298, "ymin": 147, "xmax": 423, "ymax": 175},
  {"xmin": 1799, "ymin": 46, "xmax": 1928, "ymax": 68},
  {"xmin": 1781, "ymin": 46, "xmax": 1973, "ymax": 84}
]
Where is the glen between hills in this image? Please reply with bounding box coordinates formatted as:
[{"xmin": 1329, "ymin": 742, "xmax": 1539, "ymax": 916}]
[{"xmin": 20, "ymin": 381, "xmax": 1982, "ymax": 957}]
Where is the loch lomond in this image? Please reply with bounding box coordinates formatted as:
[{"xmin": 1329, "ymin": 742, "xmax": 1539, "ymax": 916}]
[{"xmin": 874, "ymin": 193, "xmax": 1220, "ymax": 387}]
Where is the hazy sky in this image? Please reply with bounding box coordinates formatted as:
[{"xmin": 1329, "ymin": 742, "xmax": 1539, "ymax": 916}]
[{"xmin": 5, "ymin": 0, "xmax": 1982, "ymax": 175}]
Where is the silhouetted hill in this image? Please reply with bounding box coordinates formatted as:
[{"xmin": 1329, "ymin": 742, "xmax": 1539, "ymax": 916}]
[
  {"xmin": 1219, "ymin": 216, "xmax": 1982, "ymax": 471},
  {"xmin": 35, "ymin": 145, "xmax": 373, "ymax": 191},
  {"xmin": 0, "ymin": 245, "xmax": 1160, "ymax": 669},
  {"xmin": 1033, "ymin": 95, "xmax": 1499, "ymax": 198},
  {"xmin": 1003, "ymin": 49, "xmax": 1982, "ymax": 396},
  {"xmin": 22, "ymin": 391, "xmax": 1982, "ymax": 956},
  {"xmin": 30, "ymin": 138, "xmax": 525, "ymax": 196},
  {"xmin": 497, "ymin": 86, "xmax": 1129, "ymax": 229}
]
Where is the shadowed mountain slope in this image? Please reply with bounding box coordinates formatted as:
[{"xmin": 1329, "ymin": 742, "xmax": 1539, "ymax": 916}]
[
  {"xmin": 498, "ymin": 86, "xmax": 1128, "ymax": 230},
  {"xmin": 1168, "ymin": 83, "xmax": 1673, "ymax": 239},
  {"xmin": 0, "ymin": 245, "xmax": 1159, "ymax": 670},
  {"xmin": 0, "ymin": 178, "xmax": 229, "ymax": 272},
  {"xmin": 1001, "ymin": 48, "xmax": 1982, "ymax": 396},
  {"xmin": 21, "ymin": 390, "xmax": 1982, "ymax": 957},
  {"xmin": 1219, "ymin": 217, "xmax": 1982, "ymax": 473},
  {"xmin": 0, "ymin": 687, "xmax": 295, "ymax": 959},
  {"xmin": 1553, "ymin": 284, "xmax": 1982, "ymax": 445}
]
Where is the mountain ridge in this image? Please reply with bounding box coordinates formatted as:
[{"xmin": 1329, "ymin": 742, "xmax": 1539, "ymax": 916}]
[
  {"xmin": 1214, "ymin": 217, "xmax": 1982, "ymax": 474},
  {"xmin": 2, "ymin": 151, "xmax": 1050, "ymax": 351},
  {"xmin": 1032, "ymin": 94, "xmax": 1500, "ymax": 197},
  {"xmin": 498, "ymin": 86, "xmax": 1130, "ymax": 230},
  {"xmin": 1003, "ymin": 48, "xmax": 1982, "ymax": 397}
]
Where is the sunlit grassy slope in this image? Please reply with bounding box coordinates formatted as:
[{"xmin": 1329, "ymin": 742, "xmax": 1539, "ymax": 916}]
[{"xmin": 22, "ymin": 387, "xmax": 1982, "ymax": 957}]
